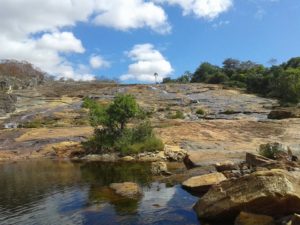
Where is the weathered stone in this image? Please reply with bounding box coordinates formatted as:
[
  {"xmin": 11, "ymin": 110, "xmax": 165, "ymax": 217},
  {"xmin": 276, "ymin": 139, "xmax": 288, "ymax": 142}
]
[
  {"xmin": 215, "ymin": 161, "xmax": 238, "ymax": 172},
  {"xmin": 151, "ymin": 162, "xmax": 171, "ymax": 176},
  {"xmin": 246, "ymin": 152, "xmax": 275, "ymax": 168},
  {"xmin": 0, "ymin": 93, "xmax": 17, "ymax": 114},
  {"xmin": 182, "ymin": 172, "xmax": 226, "ymax": 193},
  {"xmin": 42, "ymin": 141, "xmax": 83, "ymax": 158},
  {"xmin": 82, "ymin": 154, "xmax": 119, "ymax": 162},
  {"xmin": 268, "ymin": 110, "xmax": 296, "ymax": 120},
  {"xmin": 222, "ymin": 170, "xmax": 242, "ymax": 179},
  {"xmin": 235, "ymin": 212, "xmax": 275, "ymax": 225},
  {"xmin": 287, "ymin": 214, "xmax": 300, "ymax": 225},
  {"xmin": 194, "ymin": 169, "xmax": 300, "ymax": 221},
  {"xmin": 121, "ymin": 156, "xmax": 135, "ymax": 161},
  {"xmin": 164, "ymin": 145, "xmax": 187, "ymax": 162},
  {"xmin": 183, "ymin": 154, "xmax": 203, "ymax": 169},
  {"xmin": 109, "ymin": 182, "xmax": 142, "ymax": 198}
]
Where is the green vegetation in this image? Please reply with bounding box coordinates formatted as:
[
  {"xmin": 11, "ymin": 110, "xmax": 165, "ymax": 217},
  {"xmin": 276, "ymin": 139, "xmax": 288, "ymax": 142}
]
[
  {"xmin": 167, "ymin": 110, "xmax": 185, "ymax": 119},
  {"xmin": 195, "ymin": 108, "xmax": 206, "ymax": 115},
  {"xmin": 258, "ymin": 142, "xmax": 285, "ymax": 159},
  {"xmin": 222, "ymin": 109, "xmax": 236, "ymax": 115},
  {"xmin": 163, "ymin": 57, "xmax": 300, "ymax": 104},
  {"xmin": 83, "ymin": 94, "xmax": 164, "ymax": 155},
  {"xmin": 162, "ymin": 71, "xmax": 192, "ymax": 84}
]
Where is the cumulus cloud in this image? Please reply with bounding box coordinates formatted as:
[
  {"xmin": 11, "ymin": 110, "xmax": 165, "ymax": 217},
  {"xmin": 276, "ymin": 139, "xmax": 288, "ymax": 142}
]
[
  {"xmin": 94, "ymin": 0, "xmax": 171, "ymax": 34},
  {"xmin": 120, "ymin": 44, "xmax": 173, "ymax": 83},
  {"xmin": 154, "ymin": 0, "xmax": 233, "ymax": 20},
  {"xmin": 0, "ymin": 0, "xmax": 170, "ymax": 80},
  {"xmin": 90, "ymin": 55, "xmax": 111, "ymax": 69},
  {"xmin": 36, "ymin": 32, "xmax": 85, "ymax": 53}
]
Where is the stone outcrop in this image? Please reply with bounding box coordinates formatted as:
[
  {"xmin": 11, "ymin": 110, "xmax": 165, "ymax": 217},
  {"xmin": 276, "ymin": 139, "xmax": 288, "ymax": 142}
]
[
  {"xmin": 82, "ymin": 154, "xmax": 119, "ymax": 162},
  {"xmin": 194, "ymin": 169, "xmax": 300, "ymax": 221},
  {"xmin": 268, "ymin": 110, "xmax": 299, "ymax": 120},
  {"xmin": 0, "ymin": 93, "xmax": 17, "ymax": 114},
  {"xmin": 42, "ymin": 141, "xmax": 84, "ymax": 158},
  {"xmin": 246, "ymin": 152, "xmax": 299, "ymax": 172},
  {"xmin": 183, "ymin": 154, "xmax": 202, "ymax": 169},
  {"xmin": 182, "ymin": 172, "xmax": 226, "ymax": 193},
  {"xmin": 109, "ymin": 182, "xmax": 142, "ymax": 199},
  {"xmin": 121, "ymin": 156, "xmax": 135, "ymax": 161},
  {"xmin": 234, "ymin": 212, "xmax": 275, "ymax": 225},
  {"xmin": 287, "ymin": 214, "xmax": 300, "ymax": 225},
  {"xmin": 246, "ymin": 153, "xmax": 276, "ymax": 168},
  {"xmin": 151, "ymin": 162, "xmax": 171, "ymax": 176},
  {"xmin": 215, "ymin": 161, "xmax": 238, "ymax": 172},
  {"xmin": 164, "ymin": 145, "xmax": 187, "ymax": 162}
]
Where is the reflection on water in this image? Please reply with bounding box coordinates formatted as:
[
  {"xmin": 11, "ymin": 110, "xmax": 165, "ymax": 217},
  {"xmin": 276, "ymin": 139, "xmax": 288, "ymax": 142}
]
[{"xmin": 0, "ymin": 160, "xmax": 199, "ymax": 225}]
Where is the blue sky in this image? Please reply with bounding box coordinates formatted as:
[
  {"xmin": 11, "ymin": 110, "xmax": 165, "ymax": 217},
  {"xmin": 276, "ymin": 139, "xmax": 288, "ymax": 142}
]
[{"xmin": 1, "ymin": 0, "xmax": 300, "ymax": 83}]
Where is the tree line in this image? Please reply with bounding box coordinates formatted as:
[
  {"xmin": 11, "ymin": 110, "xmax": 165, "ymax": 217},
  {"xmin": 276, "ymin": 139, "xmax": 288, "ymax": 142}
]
[{"xmin": 163, "ymin": 57, "xmax": 300, "ymax": 104}]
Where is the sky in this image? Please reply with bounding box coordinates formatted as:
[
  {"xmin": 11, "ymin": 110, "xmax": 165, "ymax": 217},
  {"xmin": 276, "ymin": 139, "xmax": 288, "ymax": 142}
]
[{"xmin": 0, "ymin": 0, "xmax": 300, "ymax": 83}]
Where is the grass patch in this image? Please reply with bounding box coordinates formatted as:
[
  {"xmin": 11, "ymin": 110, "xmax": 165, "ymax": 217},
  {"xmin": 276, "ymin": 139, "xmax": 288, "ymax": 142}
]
[
  {"xmin": 258, "ymin": 142, "xmax": 285, "ymax": 159},
  {"xmin": 167, "ymin": 110, "xmax": 185, "ymax": 119}
]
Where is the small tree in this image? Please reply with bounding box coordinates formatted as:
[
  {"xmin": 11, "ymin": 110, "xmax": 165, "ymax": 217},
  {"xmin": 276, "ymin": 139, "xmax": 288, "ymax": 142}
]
[
  {"xmin": 83, "ymin": 94, "xmax": 164, "ymax": 155},
  {"xmin": 106, "ymin": 94, "xmax": 139, "ymax": 132}
]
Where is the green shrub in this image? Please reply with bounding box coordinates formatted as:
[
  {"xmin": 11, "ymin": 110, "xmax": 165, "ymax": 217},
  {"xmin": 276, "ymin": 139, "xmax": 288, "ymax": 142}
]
[
  {"xmin": 196, "ymin": 108, "xmax": 205, "ymax": 115},
  {"xmin": 82, "ymin": 94, "xmax": 164, "ymax": 155},
  {"xmin": 222, "ymin": 109, "xmax": 236, "ymax": 115},
  {"xmin": 258, "ymin": 142, "xmax": 285, "ymax": 159},
  {"xmin": 168, "ymin": 110, "xmax": 184, "ymax": 119}
]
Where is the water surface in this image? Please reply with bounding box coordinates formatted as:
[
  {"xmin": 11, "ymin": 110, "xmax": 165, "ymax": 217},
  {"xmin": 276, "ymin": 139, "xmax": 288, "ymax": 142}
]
[{"xmin": 0, "ymin": 160, "xmax": 199, "ymax": 225}]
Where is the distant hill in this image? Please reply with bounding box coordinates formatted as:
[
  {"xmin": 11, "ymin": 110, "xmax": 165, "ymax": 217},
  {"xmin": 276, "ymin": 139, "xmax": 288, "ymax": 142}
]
[{"xmin": 0, "ymin": 60, "xmax": 47, "ymax": 91}]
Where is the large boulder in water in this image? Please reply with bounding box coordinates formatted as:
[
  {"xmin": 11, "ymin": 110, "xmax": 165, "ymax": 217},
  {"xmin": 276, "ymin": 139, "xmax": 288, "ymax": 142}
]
[
  {"xmin": 182, "ymin": 172, "xmax": 226, "ymax": 194},
  {"xmin": 234, "ymin": 212, "xmax": 275, "ymax": 225},
  {"xmin": 194, "ymin": 169, "xmax": 300, "ymax": 221}
]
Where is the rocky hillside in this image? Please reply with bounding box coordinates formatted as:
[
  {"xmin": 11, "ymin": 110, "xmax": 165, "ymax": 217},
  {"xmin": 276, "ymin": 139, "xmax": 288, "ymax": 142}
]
[
  {"xmin": 0, "ymin": 79, "xmax": 299, "ymax": 163},
  {"xmin": 0, "ymin": 60, "xmax": 46, "ymax": 90},
  {"xmin": 0, "ymin": 60, "xmax": 48, "ymax": 115}
]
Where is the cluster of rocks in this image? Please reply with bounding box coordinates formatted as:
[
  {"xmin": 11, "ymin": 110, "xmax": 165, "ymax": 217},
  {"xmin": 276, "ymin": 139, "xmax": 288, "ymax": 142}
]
[
  {"xmin": 80, "ymin": 145, "xmax": 187, "ymax": 164},
  {"xmin": 181, "ymin": 146, "xmax": 300, "ymax": 225}
]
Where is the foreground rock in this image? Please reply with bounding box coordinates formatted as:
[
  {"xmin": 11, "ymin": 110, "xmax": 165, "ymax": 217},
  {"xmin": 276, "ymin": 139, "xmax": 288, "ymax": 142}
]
[
  {"xmin": 246, "ymin": 152, "xmax": 299, "ymax": 171},
  {"xmin": 215, "ymin": 161, "xmax": 238, "ymax": 172},
  {"xmin": 151, "ymin": 162, "xmax": 171, "ymax": 176},
  {"xmin": 182, "ymin": 172, "xmax": 226, "ymax": 194},
  {"xmin": 235, "ymin": 212, "xmax": 275, "ymax": 225},
  {"xmin": 82, "ymin": 154, "xmax": 119, "ymax": 162},
  {"xmin": 246, "ymin": 152, "xmax": 276, "ymax": 168},
  {"xmin": 109, "ymin": 182, "xmax": 142, "ymax": 199},
  {"xmin": 183, "ymin": 154, "xmax": 202, "ymax": 169},
  {"xmin": 194, "ymin": 169, "xmax": 300, "ymax": 221},
  {"xmin": 287, "ymin": 214, "xmax": 300, "ymax": 225},
  {"xmin": 164, "ymin": 145, "xmax": 187, "ymax": 162}
]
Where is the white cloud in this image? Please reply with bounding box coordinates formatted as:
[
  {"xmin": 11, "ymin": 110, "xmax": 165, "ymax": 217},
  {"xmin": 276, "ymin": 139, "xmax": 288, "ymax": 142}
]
[
  {"xmin": 90, "ymin": 55, "xmax": 111, "ymax": 69},
  {"xmin": 120, "ymin": 44, "xmax": 173, "ymax": 83},
  {"xmin": 0, "ymin": 0, "xmax": 171, "ymax": 80},
  {"xmin": 154, "ymin": 0, "xmax": 233, "ymax": 20},
  {"xmin": 94, "ymin": 0, "xmax": 171, "ymax": 34},
  {"xmin": 37, "ymin": 32, "xmax": 85, "ymax": 53}
]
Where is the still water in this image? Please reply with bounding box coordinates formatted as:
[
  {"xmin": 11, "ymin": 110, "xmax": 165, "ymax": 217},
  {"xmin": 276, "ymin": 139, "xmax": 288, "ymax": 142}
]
[{"xmin": 0, "ymin": 160, "xmax": 199, "ymax": 225}]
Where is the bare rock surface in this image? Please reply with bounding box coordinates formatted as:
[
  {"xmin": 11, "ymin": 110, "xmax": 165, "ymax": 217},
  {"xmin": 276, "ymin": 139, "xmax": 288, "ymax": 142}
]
[
  {"xmin": 194, "ymin": 169, "xmax": 300, "ymax": 221},
  {"xmin": 182, "ymin": 172, "xmax": 226, "ymax": 193},
  {"xmin": 235, "ymin": 212, "xmax": 275, "ymax": 225}
]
